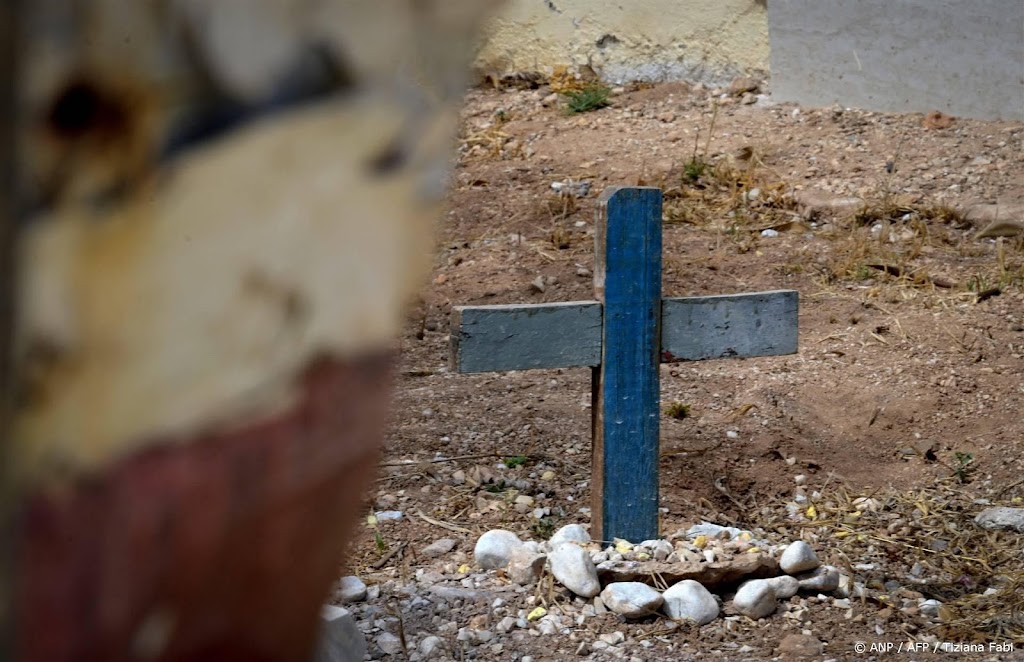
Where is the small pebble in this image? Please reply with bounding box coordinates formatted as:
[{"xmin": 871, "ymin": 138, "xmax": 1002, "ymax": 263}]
[
  {"xmin": 661, "ymin": 580, "xmax": 719, "ymax": 625},
  {"xmin": 733, "ymin": 579, "xmax": 779, "ymax": 619},
  {"xmin": 336, "ymin": 576, "xmax": 368, "ymax": 603},
  {"xmin": 419, "ymin": 635, "xmax": 444, "ymax": 659},
  {"xmin": 549, "ymin": 524, "xmax": 590, "ymax": 548},
  {"xmin": 421, "ymin": 538, "xmax": 457, "ymax": 559},
  {"xmin": 766, "ymin": 575, "xmax": 800, "ymax": 599},
  {"xmin": 549, "ymin": 543, "xmax": 601, "ymax": 597},
  {"xmin": 600, "ymin": 582, "xmax": 664, "ymax": 618},
  {"xmin": 975, "ymin": 507, "xmax": 1024, "ymax": 532},
  {"xmin": 796, "ymin": 565, "xmax": 841, "ymax": 592},
  {"xmin": 376, "ymin": 632, "xmax": 402, "ymax": 655},
  {"xmin": 475, "ymin": 530, "xmax": 524, "ymax": 570},
  {"xmin": 599, "ymin": 631, "xmax": 626, "ymax": 646},
  {"xmin": 780, "ymin": 541, "xmax": 821, "ymax": 574}
]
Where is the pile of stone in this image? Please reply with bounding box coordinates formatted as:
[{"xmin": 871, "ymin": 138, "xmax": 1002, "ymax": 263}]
[{"xmin": 473, "ymin": 522, "xmax": 844, "ymax": 623}]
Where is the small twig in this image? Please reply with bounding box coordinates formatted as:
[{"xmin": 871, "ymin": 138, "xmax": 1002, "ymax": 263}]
[
  {"xmin": 380, "ymin": 453, "xmax": 505, "ymax": 467},
  {"xmin": 893, "ymin": 318, "xmax": 911, "ymax": 341},
  {"xmin": 866, "ymin": 534, "xmax": 991, "ymax": 569},
  {"xmin": 532, "ymin": 244, "xmax": 558, "ymax": 261},
  {"xmin": 869, "ymin": 332, "xmax": 890, "ymax": 345},
  {"xmin": 372, "ymin": 541, "xmax": 409, "ymax": 570},
  {"xmin": 417, "ymin": 510, "xmax": 473, "ymax": 534},
  {"xmin": 976, "ymin": 287, "xmax": 1002, "ymax": 304},
  {"xmin": 995, "ymin": 475, "xmax": 1024, "ymax": 498},
  {"xmin": 386, "ymin": 601, "xmax": 409, "ymax": 656},
  {"xmin": 401, "ymin": 368, "xmax": 439, "ymax": 377},
  {"xmin": 713, "ymin": 477, "xmax": 748, "ymax": 511},
  {"xmin": 661, "ymin": 438, "xmax": 724, "ymax": 457}
]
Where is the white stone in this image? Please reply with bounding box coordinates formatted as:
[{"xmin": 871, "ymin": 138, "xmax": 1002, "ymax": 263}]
[
  {"xmin": 548, "ymin": 543, "xmax": 601, "ymax": 597},
  {"xmin": 685, "ymin": 522, "xmax": 750, "ymax": 542},
  {"xmin": 315, "ymin": 606, "xmax": 366, "ymax": 662},
  {"xmin": 975, "ymin": 507, "xmax": 1024, "ymax": 532},
  {"xmin": 600, "ymin": 582, "xmax": 664, "ymax": 618},
  {"xmin": 419, "ymin": 635, "xmax": 444, "ymax": 659},
  {"xmin": 920, "ymin": 599, "xmax": 943, "ymax": 618},
  {"xmin": 640, "ymin": 539, "xmax": 674, "ymax": 561},
  {"xmin": 661, "ymin": 580, "xmax": 719, "ymax": 625},
  {"xmin": 766, "ymin": 575, "xmax": 800, "ymax": 599},
  {"xmin": 376, "ymin": 632, "xmax": 402, "ymax": 656},
  {"xmin": 508, "ymin": 546, "xmax": 547, "ymax": 585},
  {"xmin": 374, "ymin": 510, "xmax": 403, "ymax": 522},
  {"xmin": 537, "ymin": 614, "xmax": 562, "ymax": 635},
  {"xmin": 599, "ymin": 631, "xmax": 626, "ymax": 646},
  {"xmin": 733, "ymin": 579, "xmax": 780, "ymax": 619},
  {"xmin": 780, "ymin": 541, "xmax": 821, "ymax": 574},
  {"xmin": 421, "ymin": 538, "xmax": 457, "ymax": 558},
  {"xmin": 496, "ymin": 616, "xmax": 518, "ymax": 634},
  {"xmin": 475, "ymin": 530, "xmax": 524, "ymax": 570},
  {"xmin": 336, "ymin": 576, "xmax": 367, "ymax": 603},
  {"xmin": 549, "ymin": 524, "xmax": 590, "ymax": 548},
  {"xmin": 796, "ymin": 565, "xmax": 841, "ymax": 592}
]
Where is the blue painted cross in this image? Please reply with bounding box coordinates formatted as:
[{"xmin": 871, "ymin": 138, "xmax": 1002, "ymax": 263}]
[{"xmin": 450, "ymin": 187, "xmax": 798, "ymax": 542}]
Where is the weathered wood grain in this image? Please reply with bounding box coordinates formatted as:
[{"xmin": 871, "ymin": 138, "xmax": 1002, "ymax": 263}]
[
  {"xmin": 661, "ymin": 290, "xmax": 799, "ymax": 361},
  {"xmin": 592, "ymin": 186, "xmax": 662, "ymax": 543},
  {"xmin": 450, "ymin": 302, "xmax": 602, "ymax": 373}
]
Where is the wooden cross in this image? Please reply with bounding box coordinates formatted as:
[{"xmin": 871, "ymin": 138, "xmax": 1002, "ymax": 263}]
[{"xmin": 450, "ymin": 187, "xmax": 798, "ymax": 542}]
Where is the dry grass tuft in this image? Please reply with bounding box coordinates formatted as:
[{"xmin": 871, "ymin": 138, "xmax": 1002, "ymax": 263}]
[{"xmin": 756, "ymin": 478, "xmax": 1024, "ymax": 643}]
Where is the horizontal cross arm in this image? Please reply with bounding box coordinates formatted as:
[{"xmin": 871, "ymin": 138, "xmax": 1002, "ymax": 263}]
[
  {"xmin": 660, "ymin": 290, "xmax": 799, "ymax": 361},
  {"xmin": 450, "ymin": 302, "xmax": 603, "ymax": 373},
  {"xmin": 450, "ymin": 290, "xmax": 799, "ymax": 373}
]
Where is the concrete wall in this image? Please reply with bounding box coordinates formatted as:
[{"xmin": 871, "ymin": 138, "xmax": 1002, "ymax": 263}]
[
  {"xmin": 768, "ymin": 0, "xmax": 1024, "ymax": 121},
  {"xmin": 475, "ymin": 0, "xmax": 770, "ymax": 85}
]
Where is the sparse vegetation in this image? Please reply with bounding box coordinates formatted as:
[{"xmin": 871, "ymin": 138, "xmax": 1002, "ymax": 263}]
[
  {"xmin": 562, "ymin": 83, "xmax": 612, "ymax": 114},
  {"xmin": 663, "ymin": 401, "xmax": 691, "ymax": 420},
  {"xmin": 952, "ymin": 451, "xmax": 976, "ymax": 484},
  {"xmin": 530, "ymin": 517, "xmax": 556, "ymax": 540},
  {"xmin": 504, "ymin": 454, "xmax": 528, "ymax": 468}
]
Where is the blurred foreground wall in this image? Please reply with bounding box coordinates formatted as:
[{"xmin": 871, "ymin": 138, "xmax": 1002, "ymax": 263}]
[{"xmin": 4, "ymin": 2, "xmax": 501, "ymax": 659}]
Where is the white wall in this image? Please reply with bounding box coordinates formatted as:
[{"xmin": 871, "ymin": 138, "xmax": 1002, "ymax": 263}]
[{"xmin": 475, "ymin": 0, "xmax": 770, "ymax": 85}]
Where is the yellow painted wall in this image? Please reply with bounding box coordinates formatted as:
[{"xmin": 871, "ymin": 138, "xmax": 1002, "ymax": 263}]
[{"xmin": 476, "ymin": 0, "xmax": 769, "ymax": 84}]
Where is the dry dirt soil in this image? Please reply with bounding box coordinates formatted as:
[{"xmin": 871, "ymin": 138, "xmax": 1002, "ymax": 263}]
[{"xmin": 348, "ymin": 81, "xmax": 1024, "ymax": 661}]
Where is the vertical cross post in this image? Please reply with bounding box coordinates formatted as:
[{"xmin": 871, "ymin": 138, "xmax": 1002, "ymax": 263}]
[
  {"xmin": 592, "ymin": 187, "xmax": 662, "ymax": 543},
  {"xmin": 449, "ymin": 188, "xmax": 799, "ymax": 544}
]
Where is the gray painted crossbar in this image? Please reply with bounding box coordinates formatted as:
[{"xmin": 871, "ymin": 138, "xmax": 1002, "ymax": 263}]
[{"xmin": 451, "ymin": 290, "xmax": 798, "ymax": 373}]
